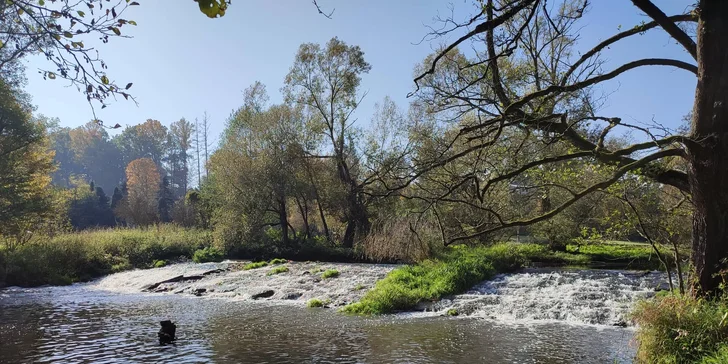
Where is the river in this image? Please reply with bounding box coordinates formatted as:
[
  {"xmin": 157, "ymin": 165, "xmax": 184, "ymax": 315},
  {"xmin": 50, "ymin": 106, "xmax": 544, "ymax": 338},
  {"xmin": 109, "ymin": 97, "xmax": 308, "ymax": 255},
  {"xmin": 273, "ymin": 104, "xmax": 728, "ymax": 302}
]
[{"xmin": 0, "ymin": 262, "xmax": 664, "ymax": 363}]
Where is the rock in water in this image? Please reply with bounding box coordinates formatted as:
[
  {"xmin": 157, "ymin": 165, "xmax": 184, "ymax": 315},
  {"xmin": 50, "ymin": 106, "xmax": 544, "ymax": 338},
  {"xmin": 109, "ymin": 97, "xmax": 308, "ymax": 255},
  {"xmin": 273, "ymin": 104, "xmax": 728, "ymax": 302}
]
[{"xmin": 158, "ymin": 320, "xmax": 176, "ymax": 344}]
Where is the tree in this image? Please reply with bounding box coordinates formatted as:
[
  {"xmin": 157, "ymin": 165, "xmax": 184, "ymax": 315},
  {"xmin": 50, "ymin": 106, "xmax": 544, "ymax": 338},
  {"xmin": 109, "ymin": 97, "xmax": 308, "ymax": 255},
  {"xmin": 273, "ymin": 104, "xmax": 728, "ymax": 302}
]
[
  {"xmin": 114, "ymin": 119, "xmax": 168, "ymax": 168},
  {"xmin": 284, "ymin": 37, "xmax": 372, "ymax": 248},
  {"xmin": 68, "ymin": 121, "xmax": 124, "ymax": 191},
  {"xmin": 211, "ymin": 84, "xmax": 309, "ymax": 246},
  {"xmin": 0, "ymin": 78, "xmax": 55, "ymax": 245},
  {"xmin": 405, "ymin": 0, "xmax": 727, "ymax": 294},
  {"xmin": 0, "ymin": 0, "xmax": 139, "ymax": 118},
  {"xmin": 169, "ymin": 118, "xmax": 194, "ymax": 198},
  {"xmin": 116, "ymin": 157, "xmax": 160, "ymax": 226},
  {"xmin": 67, "ymin": 180, "xmax": 114, "ymax": 229}
]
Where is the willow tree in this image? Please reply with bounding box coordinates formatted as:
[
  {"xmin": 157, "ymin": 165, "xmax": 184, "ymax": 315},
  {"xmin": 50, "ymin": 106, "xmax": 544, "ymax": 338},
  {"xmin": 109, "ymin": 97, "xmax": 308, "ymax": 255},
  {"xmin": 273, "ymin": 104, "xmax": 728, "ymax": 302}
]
[
  {"xmin": 284, "ymin": 37, "xmax": 372, "ymax": 248},
  {"xmin": 407, "ymin": 0, "xmax": 726, "ymax": 294}
]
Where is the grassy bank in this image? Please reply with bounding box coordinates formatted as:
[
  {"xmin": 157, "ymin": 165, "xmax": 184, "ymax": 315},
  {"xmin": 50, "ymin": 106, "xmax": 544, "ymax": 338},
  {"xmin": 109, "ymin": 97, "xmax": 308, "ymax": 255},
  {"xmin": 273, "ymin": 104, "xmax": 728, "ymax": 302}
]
[
  {"xmin": 0, "ymin": 226, "xmax": 213, "ymax": 287},
  {"xmin": 342, "ymin": 242, "xmax": 665, "ymax": 315},
  {"xmin": 632, "ymin": 292, "xmax": 728, "ymax": 363}
]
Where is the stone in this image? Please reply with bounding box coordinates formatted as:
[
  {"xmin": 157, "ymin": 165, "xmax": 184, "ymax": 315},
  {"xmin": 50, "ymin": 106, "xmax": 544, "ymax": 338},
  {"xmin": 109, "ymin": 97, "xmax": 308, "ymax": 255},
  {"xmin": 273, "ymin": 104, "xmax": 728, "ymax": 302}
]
[
  {"xmin": 282, "ymin": 292, "xmax": 303, "ymax": 300},
  {"xmin": 251, "ymin": 290, "xmax": 275, "ymax": 299},
  {"xmin": 193, "ymin": 288, "xmax": 206, "ymax": 296},
  {"xmin": 158, "ymin": 320, "xmax": 176, "ymax": 344}
]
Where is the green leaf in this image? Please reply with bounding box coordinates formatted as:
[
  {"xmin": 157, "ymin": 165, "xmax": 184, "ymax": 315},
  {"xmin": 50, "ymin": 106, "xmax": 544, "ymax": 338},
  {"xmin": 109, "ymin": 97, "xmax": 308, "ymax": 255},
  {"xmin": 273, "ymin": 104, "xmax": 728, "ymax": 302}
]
[
  {"xmin": 77, "ymin": 10, "xmax": 85, "ymax": 17},
  {"xmin": 39, "ymin": 0, "xmax": 45, "ymax": 5},
  {"xmin": 0, "ymin": 40, "xmax": 3, "ymax": 48},
  {"xmin": 63, "ymin": 31, "xmax": 73, "ymax": 38},
  {"xmin": 101, "ymin": 75, "xmax": 109, "ymax": 85},
  {"xmin": 197, "ymin": 0, "xmax": 227, "ymax": 18},
  {"xmin": 128, "ymin": 20, "xmax": 137, "ymax": 26},
  {"xmin": 111, "ymin": 27, "xmax": 121, "ymax": 36}
]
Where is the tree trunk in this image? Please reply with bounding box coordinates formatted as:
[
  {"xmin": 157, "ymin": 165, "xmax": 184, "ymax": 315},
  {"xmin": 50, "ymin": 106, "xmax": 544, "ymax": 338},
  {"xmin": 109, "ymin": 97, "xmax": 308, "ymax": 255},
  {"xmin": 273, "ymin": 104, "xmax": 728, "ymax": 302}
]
[
  {"xmin": 295, "ymin": 196, "xmax": 311, "ymax": 239},
  {"xmin": 687, "ymin": 0, "xmax": 728, "ymax": 295},
  {"xmin": 278, "ymin": 198, "xmax": 290, "ymax": 245},
  {"xmin": 342, "ymin": 185, "xmax": 370, "ymax": 249}
]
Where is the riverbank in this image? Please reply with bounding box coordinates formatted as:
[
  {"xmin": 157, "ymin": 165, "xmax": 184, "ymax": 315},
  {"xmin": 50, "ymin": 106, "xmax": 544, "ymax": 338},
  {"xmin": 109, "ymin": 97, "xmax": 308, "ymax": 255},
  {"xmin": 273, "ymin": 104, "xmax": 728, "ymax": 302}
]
[
  {"xmin": 0, "ymin": 226, "xmax": 667, "ymax": 289},
  {"xmin": 0, "ymin": 226, "xmax": 361, "ymax": 288}
]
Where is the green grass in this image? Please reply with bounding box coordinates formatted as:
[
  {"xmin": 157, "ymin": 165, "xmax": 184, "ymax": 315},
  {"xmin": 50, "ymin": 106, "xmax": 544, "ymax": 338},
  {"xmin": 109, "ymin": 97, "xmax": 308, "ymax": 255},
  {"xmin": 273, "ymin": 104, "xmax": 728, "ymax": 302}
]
[
  {"xmin": 566, "ymin": 242, "xmax": 671, "ymax": 270},
  {"xmin": 269, "ymin": 258, "xmax": 287, "ymax": 265},
  {"xmin": 353, "ymin": 283, "xmax": 365, "ymax": 291},
  {"xmin": 153, "ymin": 259, "xmax": 167, "ymax": 268},
  {"xmin": 321, "ymin": 269, "xmax": 340, "ymax": 279},
  {"xmin": 632, "ymin": 292, "xmax": 728, "ymax": 363},
  {"xmin": 192, "ymin": 246, "xmax": 224, "ymax": 263},
  {"xmin": 267, "ymin": 265, "xmax": 289, "ymax": 275},
  {"xmin": 243, "ymin": 261, "xmax": 269, "ymax": 270},
  {"xmin": 306, "ymin": 298, "xmax": 329, "ymax": 308},
  {"xmin": 446, "ymin": 308, "xmax": 459, "ymax": 316},
  {"xmin": 0, "ymin": 226, "xmax": 212, "ymax": 287}
]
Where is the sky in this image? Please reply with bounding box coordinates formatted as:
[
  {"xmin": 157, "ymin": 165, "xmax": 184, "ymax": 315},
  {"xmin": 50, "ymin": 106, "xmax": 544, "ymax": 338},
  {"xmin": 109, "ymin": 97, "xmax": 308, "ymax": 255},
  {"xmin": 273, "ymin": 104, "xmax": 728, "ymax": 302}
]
[{"xmin": 23, "ymin": 0, "xmax": 697, "ymax": 145}]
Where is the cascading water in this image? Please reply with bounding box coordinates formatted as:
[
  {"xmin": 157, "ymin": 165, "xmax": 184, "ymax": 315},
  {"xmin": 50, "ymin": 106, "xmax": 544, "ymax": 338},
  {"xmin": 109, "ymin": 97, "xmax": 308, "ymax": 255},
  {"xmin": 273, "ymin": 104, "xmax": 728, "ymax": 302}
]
[
  {"xmin": 427, "ymin": 268, "xmax": 666, "ymax": 326},
  {"xmin": 89, "ymin": 260, "xmax": 396, "ymax": 307}
]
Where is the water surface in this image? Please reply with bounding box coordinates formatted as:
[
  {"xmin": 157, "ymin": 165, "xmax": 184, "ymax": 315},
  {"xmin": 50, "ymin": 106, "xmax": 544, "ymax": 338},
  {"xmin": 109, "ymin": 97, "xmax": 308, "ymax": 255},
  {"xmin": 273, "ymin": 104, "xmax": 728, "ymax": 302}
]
[{"xmin": 0, "ymin": 267, "xmax": 647, "ymax": 363}]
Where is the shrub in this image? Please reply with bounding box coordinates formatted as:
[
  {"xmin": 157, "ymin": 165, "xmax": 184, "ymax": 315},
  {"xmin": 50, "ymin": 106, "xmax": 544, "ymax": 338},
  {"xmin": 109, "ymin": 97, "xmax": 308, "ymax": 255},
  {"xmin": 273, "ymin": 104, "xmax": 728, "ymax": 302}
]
[
  {"xmin": 153, "ymin": 260, "xmax": 167, "ymax": 268},
  {"xmin": 321, "ymin": 269, "xmax": 340, "ymax": 279},
  {"xmin": 446, "ymin": 308, "xmax": 459, "ymax": 316},
  {"xmin": 306, "ymin": 298, "xmax": 328, "ymax": 308},
  {"xmin": 243, "ymin": 261, "xmax": 269, "ymax": 270},
  {"xmin": 192, "ymin": 246, "xmax": 224, "ymax": 263},
  {"xmin": 632, "ymin": 293, "xmax": 728, "ymax": 363},
  {"xmin": 269, "ymin": 258, "xmax": 287, "ymax": 265},
  {"xmin": 267, "ymin": 265, "xmax": 289, "ymax": 275}
]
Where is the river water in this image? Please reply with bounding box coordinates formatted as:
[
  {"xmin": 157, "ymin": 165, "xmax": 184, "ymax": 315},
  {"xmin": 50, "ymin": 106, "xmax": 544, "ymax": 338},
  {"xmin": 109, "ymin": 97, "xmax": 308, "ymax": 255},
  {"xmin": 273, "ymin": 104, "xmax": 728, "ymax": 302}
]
[{"xmin": 0, "ymin": 263, "xmax": 663, "ymax": 363}]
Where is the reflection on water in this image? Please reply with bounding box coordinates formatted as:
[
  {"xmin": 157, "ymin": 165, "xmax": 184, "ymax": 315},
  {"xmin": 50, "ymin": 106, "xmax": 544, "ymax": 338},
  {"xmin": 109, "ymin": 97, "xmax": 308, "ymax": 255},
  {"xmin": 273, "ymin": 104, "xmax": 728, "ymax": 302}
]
[{"xmin": 0, "ymin": 285, "xmax": 636, "ymax": 363}]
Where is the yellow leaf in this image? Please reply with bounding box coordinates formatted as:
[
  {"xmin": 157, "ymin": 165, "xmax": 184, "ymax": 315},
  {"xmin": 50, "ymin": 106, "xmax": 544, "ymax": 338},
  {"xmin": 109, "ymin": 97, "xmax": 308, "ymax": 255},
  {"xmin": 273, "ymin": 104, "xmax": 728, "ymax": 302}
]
[
  {"xmin": 112, "ymin": 27, "xmax": 121, "ymax": 36},
  {"xmin": 101, "ymin": 76, "xmax": 110, "ymax": 85},
  {"xmin": 48, "ymin": 72, "xmax": 56, "ymax": 79}
]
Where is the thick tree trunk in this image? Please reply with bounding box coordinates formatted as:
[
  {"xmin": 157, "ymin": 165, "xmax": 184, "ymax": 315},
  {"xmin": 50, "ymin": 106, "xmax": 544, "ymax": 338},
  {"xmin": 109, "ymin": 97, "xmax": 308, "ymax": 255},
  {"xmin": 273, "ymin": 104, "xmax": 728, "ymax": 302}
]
[
  {"xmin": 341, "ymin": 182, "xmax": 370, "ymax": 249},
  {"xmin": 687, "ymin": 0, "xmax": 728, "ymax": 295}
]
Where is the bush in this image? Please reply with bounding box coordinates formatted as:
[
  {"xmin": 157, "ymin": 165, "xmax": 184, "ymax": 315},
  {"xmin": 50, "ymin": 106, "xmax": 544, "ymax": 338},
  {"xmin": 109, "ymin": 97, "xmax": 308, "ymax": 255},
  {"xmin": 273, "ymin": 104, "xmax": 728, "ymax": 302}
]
[
  {"xmin": 306, "ymin": 298, "xmax": 328, "ymax": 308},
  {"xmin": 269, "ymin": 258, "xmax": 287, "ymax": 265},
  {"xmin": 446, "ymin": 308, "xmax": 459, "ymax": 316},
  {"xmin": 267, "ymin": 265, "xmax": 289, "ymax": 275},
  {"xmin": 321, "ymin": 269, "xmax": 340, "ymax": 279},
  {"xmin": 153, "ymin": 259, "xmax": 167, "ymax": 268},
  {"xmin": 243, "ymin": 261, "xmax": 268, "ymax": 270},
  {"xmin": 192, "ymin": 246, "xmax": 224, "ymax": 263},
  {"xmin": 632, "ymin": 293, "xmax": 728, "ymax": 363}
]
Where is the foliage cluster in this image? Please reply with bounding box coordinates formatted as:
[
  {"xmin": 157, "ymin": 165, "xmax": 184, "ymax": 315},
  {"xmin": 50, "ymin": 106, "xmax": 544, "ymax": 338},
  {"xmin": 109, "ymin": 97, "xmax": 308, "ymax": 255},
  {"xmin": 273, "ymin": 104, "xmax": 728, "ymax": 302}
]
[{"xmin": 632, "ymin": 292, "xmax": 728, "ymax": 363}]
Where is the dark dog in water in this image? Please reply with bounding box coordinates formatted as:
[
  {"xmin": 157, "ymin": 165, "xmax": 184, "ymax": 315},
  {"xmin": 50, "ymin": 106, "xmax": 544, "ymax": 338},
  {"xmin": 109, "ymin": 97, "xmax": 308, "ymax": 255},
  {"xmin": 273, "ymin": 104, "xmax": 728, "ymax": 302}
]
[{"xmin": 158, "ymin": 320, "xmax": 176, "ymax": 344}]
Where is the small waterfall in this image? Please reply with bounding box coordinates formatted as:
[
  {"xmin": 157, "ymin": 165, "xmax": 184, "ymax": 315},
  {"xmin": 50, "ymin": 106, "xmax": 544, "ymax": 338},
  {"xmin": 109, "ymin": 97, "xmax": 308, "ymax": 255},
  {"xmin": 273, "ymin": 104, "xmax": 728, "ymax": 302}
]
[
  {"xmin": 91, "ymin": 261, "xmax": 228, "ymax": 293},
  {"xmin": 433, "ymin": 268, "xmax": 666, "ymax": 326},
  {"xmin": 87, "ymin": 261, "xmax": 395, "ymax": 307}
]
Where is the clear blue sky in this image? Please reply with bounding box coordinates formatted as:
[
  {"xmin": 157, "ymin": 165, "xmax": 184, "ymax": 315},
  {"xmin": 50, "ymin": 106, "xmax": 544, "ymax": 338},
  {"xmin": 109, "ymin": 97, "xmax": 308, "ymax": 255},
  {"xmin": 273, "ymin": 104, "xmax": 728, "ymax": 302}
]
[{"xmin": 24, "ymin": 1, "xmax": 696, "ymax": 144}]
